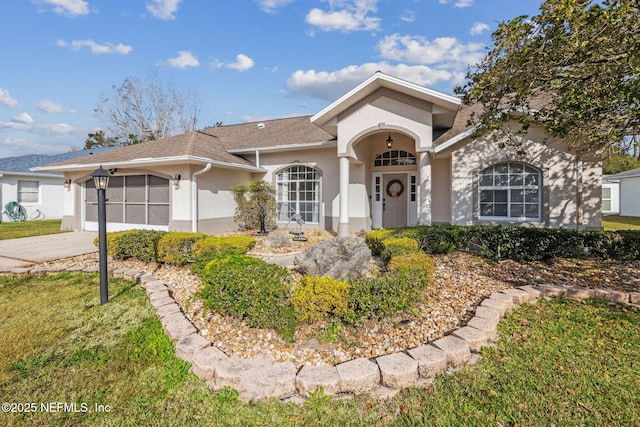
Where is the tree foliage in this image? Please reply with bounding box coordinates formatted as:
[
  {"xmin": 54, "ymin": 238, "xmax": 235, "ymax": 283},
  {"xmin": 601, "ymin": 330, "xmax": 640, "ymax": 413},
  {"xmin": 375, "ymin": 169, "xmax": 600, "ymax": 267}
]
[
  {"xmin": 457, "ymin": 0, "xmax": 640, "ymax": 155},
  {"xmin": 231, "ymin": 181, "xmax": 277, "ymax": 230},
  {"xmin": 93, "ymin": 74, "xmax": 203, "ymax": 147},
  {"xmin": 603, "ymin": 154, "xmax": 640, "ymax": 175}
]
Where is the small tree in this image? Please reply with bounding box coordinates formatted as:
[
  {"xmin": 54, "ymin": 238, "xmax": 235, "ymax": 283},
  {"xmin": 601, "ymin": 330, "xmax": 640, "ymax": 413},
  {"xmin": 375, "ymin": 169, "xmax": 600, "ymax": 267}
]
[{"xmin": 231, "ymin": 181, "xmax": 277, "ymax": 230}]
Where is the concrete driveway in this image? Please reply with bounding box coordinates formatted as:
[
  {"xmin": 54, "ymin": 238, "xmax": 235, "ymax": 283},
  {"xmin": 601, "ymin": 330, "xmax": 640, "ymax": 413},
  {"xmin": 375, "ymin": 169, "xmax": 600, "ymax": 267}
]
[{"xmin": 0, "ymin": 231, "xmax": 98, "ymax": 269}]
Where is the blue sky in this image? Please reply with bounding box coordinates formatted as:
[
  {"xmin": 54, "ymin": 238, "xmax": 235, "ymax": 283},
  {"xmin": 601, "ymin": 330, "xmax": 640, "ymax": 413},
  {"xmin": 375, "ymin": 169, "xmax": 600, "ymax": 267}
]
[{"xmin": 0, "ymin": 0, "xmax": 541, "ymax": 158}]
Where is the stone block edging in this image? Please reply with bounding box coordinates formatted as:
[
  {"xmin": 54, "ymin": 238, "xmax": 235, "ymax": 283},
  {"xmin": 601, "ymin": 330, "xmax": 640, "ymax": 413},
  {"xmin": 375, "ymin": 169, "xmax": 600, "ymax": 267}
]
[{"xmin": 3, "ymin": 265, "xmax": 639, "ymax": 401}]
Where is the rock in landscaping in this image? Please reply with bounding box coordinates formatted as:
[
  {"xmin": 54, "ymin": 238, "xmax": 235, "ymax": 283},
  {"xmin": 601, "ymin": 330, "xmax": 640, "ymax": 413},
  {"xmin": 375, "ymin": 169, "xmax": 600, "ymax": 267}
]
[
  {"xmin": 407, "ymin": 345, "xmax": 447, "ymax": 379},
  {"xmin": 175, "ymin": 333, "xmax": 211, "ymax": 363},
  {"xmin": 294, "ymin": 237, "xmax": 371, "ymax": 279},
  {"xmin": 190, "ymin": 346, "xmax": 228, "ymax": 381},
  {"xmin": 263, "ymin": 231, "xmax": 295, "ymax": 249},
  {"xmin": 432, "ymin": 335, "xmax": 471, "ymax": 367},
  {"xmin": 452, "ymin": 326, "xmax": 488, "ymax": 353},
  {"xmin": 375, "ymin": 352, "xmax": 418, "ymax": 389}
]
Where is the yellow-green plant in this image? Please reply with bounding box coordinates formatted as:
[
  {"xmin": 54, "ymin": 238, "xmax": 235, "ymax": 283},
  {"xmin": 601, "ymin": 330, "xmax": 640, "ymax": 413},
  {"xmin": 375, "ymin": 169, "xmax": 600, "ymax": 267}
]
[
  {"xmin": 292, "ymin": 276, "xmax": 350, "ymax": 323},
  {"xmin": 157, "ymin": 232, "xmax": 207, "ymax": 265},
  {"xmin": 388, "ymin": 252, "xmax": 436, "ymax": 282}
]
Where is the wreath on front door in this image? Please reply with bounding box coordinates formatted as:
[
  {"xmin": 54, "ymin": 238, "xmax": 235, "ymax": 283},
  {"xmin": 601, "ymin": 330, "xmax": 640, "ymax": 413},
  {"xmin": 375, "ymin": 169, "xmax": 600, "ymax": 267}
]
[{"xmin": 386, "ymin": 179, "xmax": 404, "ymax": 198}]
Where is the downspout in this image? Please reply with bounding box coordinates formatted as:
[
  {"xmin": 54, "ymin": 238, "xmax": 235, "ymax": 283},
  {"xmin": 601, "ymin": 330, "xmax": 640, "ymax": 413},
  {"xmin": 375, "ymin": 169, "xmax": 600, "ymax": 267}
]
[
  {"xmin": 576, "ymin": 157, "xmax": 583, "ymax": 229},
  {"xmin": 255, "ymin": 150, "xmax": 260, "ymax": 168},
  {"xmin": 192, "ymin": 163, "xmax": 212, "ymax": 232}
]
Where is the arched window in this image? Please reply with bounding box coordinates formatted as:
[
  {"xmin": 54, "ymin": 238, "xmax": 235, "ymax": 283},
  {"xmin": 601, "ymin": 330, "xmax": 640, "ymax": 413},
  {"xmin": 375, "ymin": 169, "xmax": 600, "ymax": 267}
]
[
  {"xmin": 478, "ymin": 163, "xmax": 541, "ymax": 220},
  {"xmin": 374, "ymin": 150, "xmax": 416, "ymax": 167},
  {"xmin": 276, "ymin": 165, "xmax": 320, "ymax": 223}
]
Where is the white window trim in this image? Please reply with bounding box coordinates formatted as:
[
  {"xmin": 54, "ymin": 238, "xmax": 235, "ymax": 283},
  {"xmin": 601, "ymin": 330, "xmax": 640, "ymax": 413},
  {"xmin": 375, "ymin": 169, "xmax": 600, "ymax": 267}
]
[
  {"xmin": 17, "ymin": 180, "xmax": 39, "ymax": 203},
  {"xmin": 478, "ymin": 163, "xmax": 541, "ymax": 222},
  {"xmin": 275, "ymin": 165, "xmax": 321, "ymax": 224}
]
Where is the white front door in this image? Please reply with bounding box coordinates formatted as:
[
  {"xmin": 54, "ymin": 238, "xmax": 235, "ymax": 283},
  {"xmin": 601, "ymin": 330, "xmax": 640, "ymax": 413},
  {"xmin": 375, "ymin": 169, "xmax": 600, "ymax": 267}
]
[{"xmin": 382, "ymin": 173, "xmax": 408, "ymax": 228}]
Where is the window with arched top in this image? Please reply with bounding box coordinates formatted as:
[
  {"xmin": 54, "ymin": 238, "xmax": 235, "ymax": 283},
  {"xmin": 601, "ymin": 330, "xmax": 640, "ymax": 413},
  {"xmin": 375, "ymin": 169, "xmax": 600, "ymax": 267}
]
[
  {"xmin": 374, "ymin": 150, "xmax": 416, "ymax": 167},
  {"xmin": 276, "ymin": 165, "xmax": 320, "ymax": 223},
  {"xmin": 478, "ymin": 162, "xmax": 541, "ymax": 220}
]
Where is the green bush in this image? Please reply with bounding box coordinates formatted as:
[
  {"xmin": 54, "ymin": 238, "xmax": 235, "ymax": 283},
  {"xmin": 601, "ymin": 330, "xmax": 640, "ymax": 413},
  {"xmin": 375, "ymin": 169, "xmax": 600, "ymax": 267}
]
[
  {"xmin": 157, "ymin": 232, "xmax": 207, "ymax": 265},
  {"xmin": 191, "ymin": 235, "xmax": 256, "ymax": 267},
  {"xmin": 343, "ymin": 270, "xmax": 429, "ymax": 324},
  {"xmin": 96, "ymin": 229, "xmax": 167, "ymax": 262},
  {"xmin": 197, "ymin": 255, "xmax": 296, "ymax": 341},
  {"xmin": 387, "ymin": 252, "xmax": 436, "ymax": 281},
  {"xmin": 232, "ymin": 181, "xmax": 277, "ymax": 231},
  {"xmin": 292, "ymin": 276, "xmax": 350, "ymax": 323},
  {"xmin": 380, "ymin": 237, "xmax": 419, "ymax": 264}
]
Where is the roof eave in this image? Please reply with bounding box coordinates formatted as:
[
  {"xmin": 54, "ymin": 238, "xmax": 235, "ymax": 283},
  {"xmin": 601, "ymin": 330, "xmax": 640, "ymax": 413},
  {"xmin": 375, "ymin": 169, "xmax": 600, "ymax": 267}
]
[
  {"xmin": 226, "ymin": 139, "xmax": 337, "ymax": 154},
  {"xmin": 33, "ymin": 155, "xmax": 265, "ymax": 173},
  {"xmin": 433, "ymin": 126, "xmax": 477, "ymax": 154}
]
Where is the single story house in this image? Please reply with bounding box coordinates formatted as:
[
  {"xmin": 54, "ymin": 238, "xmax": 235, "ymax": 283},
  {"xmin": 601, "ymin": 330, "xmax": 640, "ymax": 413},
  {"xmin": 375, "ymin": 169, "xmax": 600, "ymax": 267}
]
[
  {"xmin": 602, "ymin": 168, "xmax": 640, "ymax": 216},
  {"xmin": 0, "ymin": 148, "xmax": 114, "ymax": 222},
  {"xmin": 601, "ymin": 175, "xmax": 620, "ymax": 215},
  {"xmin": 35, "ymin": 72, "xmax": 602, "ymax": 236}
]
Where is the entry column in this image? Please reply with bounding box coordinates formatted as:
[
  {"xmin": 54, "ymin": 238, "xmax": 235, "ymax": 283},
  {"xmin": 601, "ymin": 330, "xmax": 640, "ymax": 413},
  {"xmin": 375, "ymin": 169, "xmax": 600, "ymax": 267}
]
[
  {"xmin": 338, "ymin": 156, "xmax": 350, "ymax": 237},
  {"xmin": 419, "ymin": 152, "xmax": 432, "ymax": 225}
]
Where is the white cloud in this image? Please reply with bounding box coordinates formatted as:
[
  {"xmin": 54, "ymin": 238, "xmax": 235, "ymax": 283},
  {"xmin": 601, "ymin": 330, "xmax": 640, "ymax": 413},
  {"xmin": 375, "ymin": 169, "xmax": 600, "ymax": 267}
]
[
  {"xmin": 167, "ymin": 51, "xmax": 200, "ymax": 68},
  {"xmin": 470, "ymin": 22, "xmax": 490, "ymax": 35},
  {"xmin": 211, "ymin": 54, "xmax": 255, "ymax": 72},
  {"xmin": 37, "ymin": 100, "xmax": 75, "ymax": 113},
  {"xmin": 438, "ymin": 0, "xmax": 474, "ymax": 7},
  {"xmin": 0, "ymin": 121, "xmax": 78, "ymax": 135},
  {"xmin": 227, "ymin": 54, "xmax": 255, "ymax": 72},
  {"xmin": 146, "ymin": 0, "xmax": 183, "ymax": 20},
  {"xmin": 287, "ymin": 62, "xmax": 464, "ymax": 101},
  {"xmin": 377, "ymin": 33, "xmax": 484, "ymax": 68},
  {"xmin": 12, "ymin": 113, "xmax": 34, "ymax": 124},
  {"xmin": 306, "ymin": 0, "xmax": 381, "ymax": 33},
  {"xmin": 257, "ymin": 0, "xmax": 295, "ymax": 13},
  {"xmin": 400, "ymin": 10, "xmax": 415, "ymax": 23},
  {"xmin": 56, "ymin": 39, "xmax": 132, "ymax": 54},
  {"xmin": 0, "ymin": 88, "xmax": 19, "ymax": 107},
  {"xmin": 34, "ymin": 0, "xmax": 90, "ymax": 17}
]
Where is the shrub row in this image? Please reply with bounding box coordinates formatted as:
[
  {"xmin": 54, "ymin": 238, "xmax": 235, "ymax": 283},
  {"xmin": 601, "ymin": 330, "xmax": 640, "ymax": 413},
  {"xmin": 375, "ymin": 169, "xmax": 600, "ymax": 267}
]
[
  {"xmin": 366, "ymin": 225, "xmax": 640, "ymax": 261},
  {"xmin": 98, "ymin": 230, "xmax": 256, "ymax": 265}
]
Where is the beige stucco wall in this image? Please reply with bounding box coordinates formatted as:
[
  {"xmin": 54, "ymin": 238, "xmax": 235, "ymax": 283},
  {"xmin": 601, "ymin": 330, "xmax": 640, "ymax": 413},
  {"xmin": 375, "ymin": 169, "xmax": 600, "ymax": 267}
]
[
  {"xmin": 337, "ymin": 89, "xmax": 433, "ymax": 156},
  {"xmin": 431, "ymin": 156, "xmax": 452, "ymax": 223},
  {"xmin": 446, "ymin": 126, "xmax": 601, "ymax": 229}
]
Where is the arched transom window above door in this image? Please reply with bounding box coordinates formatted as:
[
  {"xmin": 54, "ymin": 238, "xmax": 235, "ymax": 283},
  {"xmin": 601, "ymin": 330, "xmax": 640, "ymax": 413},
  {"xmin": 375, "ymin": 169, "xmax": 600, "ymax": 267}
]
[
  {"xmin": 478, "ymin": 162, "xmax": 541, "ymax": 221},
  {"xmin": 374, "ymin": 150, "xmax": 416, "ymax": 167}
]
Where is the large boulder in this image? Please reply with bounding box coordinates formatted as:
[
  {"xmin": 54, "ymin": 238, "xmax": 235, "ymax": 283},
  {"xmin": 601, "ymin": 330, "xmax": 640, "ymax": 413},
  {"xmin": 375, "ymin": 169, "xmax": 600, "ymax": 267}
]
[{"xmin": 294, "ymin": 236, "xmax": 371, "ymax": 279}]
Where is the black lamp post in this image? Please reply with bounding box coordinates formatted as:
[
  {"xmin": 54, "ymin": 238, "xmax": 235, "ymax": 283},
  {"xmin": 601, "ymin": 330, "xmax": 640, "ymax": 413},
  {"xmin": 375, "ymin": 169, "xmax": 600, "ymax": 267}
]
[
  {"xmin": 255, "ymin": 196, "xmax": 268, "ymax": 236},
  {"xmin": 92, "ymin": 165, "xmax": 110, "ymax": 305}
]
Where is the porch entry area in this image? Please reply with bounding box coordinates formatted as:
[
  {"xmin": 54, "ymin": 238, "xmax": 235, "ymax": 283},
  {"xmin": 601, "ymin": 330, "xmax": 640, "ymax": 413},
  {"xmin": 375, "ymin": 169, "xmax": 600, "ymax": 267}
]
[{"xmin": 371, "ymin": 172, "xmax": 417, "ymax": 229}]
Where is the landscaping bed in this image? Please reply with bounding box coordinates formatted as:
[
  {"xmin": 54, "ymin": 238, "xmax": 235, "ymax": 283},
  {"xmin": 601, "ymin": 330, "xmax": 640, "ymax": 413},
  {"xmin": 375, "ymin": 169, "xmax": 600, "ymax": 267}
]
[{"xmin": 36, "ymin": 245, "xmax": 640, "ymax": 370}]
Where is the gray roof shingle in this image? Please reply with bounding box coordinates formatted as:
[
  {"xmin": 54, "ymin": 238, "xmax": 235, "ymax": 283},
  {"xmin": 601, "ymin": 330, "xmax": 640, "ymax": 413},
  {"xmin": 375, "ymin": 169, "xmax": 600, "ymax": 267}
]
[{"xmin": 0, "ymin": 147, "xmax": 116, "ymax": 174}]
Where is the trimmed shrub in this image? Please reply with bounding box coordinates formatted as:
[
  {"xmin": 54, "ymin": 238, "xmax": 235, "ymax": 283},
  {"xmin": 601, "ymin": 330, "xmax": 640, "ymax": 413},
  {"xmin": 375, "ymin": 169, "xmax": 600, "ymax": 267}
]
[
  {"xmin": 157, "ymin": 232, "xmax": 207, "ymax": 265},
  {"xmin": 380, "ymin": 237, "xmax": 420, "ymax": 264},
  {"xmin": 197, "ymin": 255, "xmax": 296, "ymax": 341},
  {"xmin": 365, "ymin": 229, "xmax": 395, "ymax": 255},
  {"xmin": 292, "ymin": 276, "xmax": 350, "ymax": 323},
  {"xmin": 96, "ymin": 229, "xmax": 167, "ymax": 262},
  {"xmin": 191, "ymin": 235, "xmax": 256, "ymax": 267},
  {"xmin": 343, "ymin": 270, "xmax": 429, "ymax": 324},
  {"xmin": 387, "ymin": 252, "xmax": 436, "ymax": 281}
]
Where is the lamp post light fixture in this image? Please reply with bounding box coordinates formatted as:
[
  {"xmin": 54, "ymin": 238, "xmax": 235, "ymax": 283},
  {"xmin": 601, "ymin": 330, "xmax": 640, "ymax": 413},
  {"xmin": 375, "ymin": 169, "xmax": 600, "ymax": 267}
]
[{"xmin": 92, "ymin": 165, "xmax": 110, "ymax": 305}]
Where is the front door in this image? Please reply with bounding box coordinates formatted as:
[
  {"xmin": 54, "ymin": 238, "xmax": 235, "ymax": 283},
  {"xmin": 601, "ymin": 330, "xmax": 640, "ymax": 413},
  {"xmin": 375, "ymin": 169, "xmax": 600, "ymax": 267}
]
[{"xmin": 383, "ymin": 173, "xmax": 407, "ymax": 228}]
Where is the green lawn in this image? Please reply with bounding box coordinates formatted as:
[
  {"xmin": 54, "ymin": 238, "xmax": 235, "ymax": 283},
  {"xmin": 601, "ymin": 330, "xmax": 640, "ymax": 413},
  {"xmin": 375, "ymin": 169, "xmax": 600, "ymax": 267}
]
[
  {"xmin": 0, "ymin": 219, "xmax": 63, "ymax": 240},
  {"xmin": 0, "ymin": 273, "xmax": 638, "ymax": 426},
  {"xmin": 602, "ymin": 215, "xmax": 640, "ymax": 231}
]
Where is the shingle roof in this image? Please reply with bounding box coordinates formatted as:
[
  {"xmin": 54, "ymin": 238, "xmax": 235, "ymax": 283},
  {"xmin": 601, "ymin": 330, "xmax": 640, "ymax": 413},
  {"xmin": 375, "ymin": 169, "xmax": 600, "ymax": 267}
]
[
  {"xmin": 0, "ymin": 147, "xmax": 116, "ymax": 175},
  {"xmin": 42, "ymin": 130, "xmax": 257, "ymax": 169},
  {"xmin": 41, "ymin": 116, "xmax": 335, "ymax": 170},
  {"xmin": 201, "ymin": 115, "xmax": 335, "ymax": 152}
]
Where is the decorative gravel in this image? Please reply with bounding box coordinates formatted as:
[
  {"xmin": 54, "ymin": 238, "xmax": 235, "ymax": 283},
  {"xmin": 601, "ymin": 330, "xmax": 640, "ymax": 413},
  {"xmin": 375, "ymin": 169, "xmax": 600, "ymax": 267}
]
[{"xmin": 35, "ymin": 249, "xmax": 640, "ymax": 370}]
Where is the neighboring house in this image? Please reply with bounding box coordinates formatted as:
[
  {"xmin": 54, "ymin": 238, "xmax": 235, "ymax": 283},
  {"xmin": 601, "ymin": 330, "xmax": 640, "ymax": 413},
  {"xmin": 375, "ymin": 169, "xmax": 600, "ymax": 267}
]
[
  {"xmin": 35, "ymin": 72, "xmax": 602, "ymax": 235},
  {"xmin": 0, "ymin": 148, "xmax": 115, "ymax": 222},
  {"xmin": 601, "ymin": 175, "xmax": 620, "ymax": 215},
  {"xmin": 602, "ymin": 168, "xmax": 640, "ymax": 216}
]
